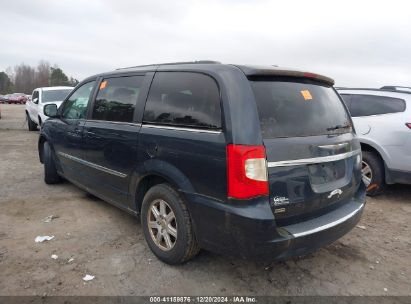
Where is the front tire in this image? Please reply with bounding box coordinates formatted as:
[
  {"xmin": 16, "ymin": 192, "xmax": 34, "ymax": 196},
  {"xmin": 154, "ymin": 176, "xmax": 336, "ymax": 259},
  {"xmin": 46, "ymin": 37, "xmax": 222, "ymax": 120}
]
[
  {"xmin": 141, "ymin": 184, "xmax": 200, "ymax": 264},
  {"xmin": 43, "ymin": 141, "xmax": 62, "ymax": 184},
  {"xmin": 27, "ymin": 113, "xmax": 37, "ymax": 131},
  {"xmin": 362, "ymin": 151, "xmax": 385, "ymax": 196}
]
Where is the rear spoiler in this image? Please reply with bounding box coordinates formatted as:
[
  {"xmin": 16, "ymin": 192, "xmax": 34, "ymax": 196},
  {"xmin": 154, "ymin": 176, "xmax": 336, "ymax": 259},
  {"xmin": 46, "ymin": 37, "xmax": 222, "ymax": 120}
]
[{"xmin": 234, "ymin": 65, "xmax": 335, "ymax": 86}]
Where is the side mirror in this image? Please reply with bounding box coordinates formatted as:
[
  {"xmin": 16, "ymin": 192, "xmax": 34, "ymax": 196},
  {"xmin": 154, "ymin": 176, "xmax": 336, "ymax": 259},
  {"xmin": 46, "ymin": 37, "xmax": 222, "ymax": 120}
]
[
  {"xmin": 44, "ymin": 104, "xmax": 58, "ymax": 118},
  {"xmin": 33, "ymin": 98, "xmax": 39, "ymax": 104}
]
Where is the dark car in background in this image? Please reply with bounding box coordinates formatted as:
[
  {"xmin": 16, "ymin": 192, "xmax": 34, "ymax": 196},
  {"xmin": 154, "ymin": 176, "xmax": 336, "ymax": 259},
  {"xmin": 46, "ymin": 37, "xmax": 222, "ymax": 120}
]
[{"xmin": 38, "ymin": 61, "xmax": 366, "ymax": 264}]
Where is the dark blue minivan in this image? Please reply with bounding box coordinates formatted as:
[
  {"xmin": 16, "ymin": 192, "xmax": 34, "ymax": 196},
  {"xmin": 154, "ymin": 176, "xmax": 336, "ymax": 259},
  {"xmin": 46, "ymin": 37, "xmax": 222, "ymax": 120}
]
[{"xmin": 39, "ymin": 61, "xmax": 366, "ymax": 264}]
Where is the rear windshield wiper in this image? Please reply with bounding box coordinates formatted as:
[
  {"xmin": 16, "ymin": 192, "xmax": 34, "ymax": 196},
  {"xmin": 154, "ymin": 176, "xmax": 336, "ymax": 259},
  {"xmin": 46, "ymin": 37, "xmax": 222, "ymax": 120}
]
[{"xmin": 327, "ymin": 124, "xmax": 351, "ymax": 131}]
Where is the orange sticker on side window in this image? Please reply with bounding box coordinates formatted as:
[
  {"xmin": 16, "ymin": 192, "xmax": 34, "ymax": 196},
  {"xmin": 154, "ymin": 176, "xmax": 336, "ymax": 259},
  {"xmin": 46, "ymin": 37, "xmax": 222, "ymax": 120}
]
[
  {"xmin": 301, "ymin": 90, "xmax": 312, "ymax": 100},
  {"xmin": 99, "ymin": 81, "xmax": 107, "ymax": 90}
]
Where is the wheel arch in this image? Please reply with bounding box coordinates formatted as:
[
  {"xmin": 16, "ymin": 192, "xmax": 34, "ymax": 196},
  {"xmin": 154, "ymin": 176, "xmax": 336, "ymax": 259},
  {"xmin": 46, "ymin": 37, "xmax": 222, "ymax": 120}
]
[
  {"xmin": 360, "ymin": 141, "xmax": 390, "ymax": 184},
  {"xmin": 38, "ymin": 135, "xmax": 47, "ymax": 163},
  {"xmin": 361, "ymin": 142, "xmax": 382, "ymax": 156},
  {"xmin": 129, "ymin": 160, "xmax": 195, "ymax": 213}
]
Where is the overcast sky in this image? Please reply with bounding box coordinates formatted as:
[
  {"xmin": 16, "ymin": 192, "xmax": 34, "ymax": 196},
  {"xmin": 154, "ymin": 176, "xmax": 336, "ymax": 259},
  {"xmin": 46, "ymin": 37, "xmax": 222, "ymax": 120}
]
[{"xmin": 1, "ymin": 0, "xmax": 410, "ymax": 87}]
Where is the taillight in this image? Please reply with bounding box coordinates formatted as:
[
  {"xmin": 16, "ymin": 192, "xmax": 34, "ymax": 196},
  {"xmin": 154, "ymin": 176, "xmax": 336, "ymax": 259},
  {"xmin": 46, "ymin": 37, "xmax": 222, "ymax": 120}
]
[
  {"xmin": 406, "ymin": 123, "xmax": 411, "ymax": 129},
  {"xmin": 226, "ymin": 144, "xmax": 268, "ymax": 199}
]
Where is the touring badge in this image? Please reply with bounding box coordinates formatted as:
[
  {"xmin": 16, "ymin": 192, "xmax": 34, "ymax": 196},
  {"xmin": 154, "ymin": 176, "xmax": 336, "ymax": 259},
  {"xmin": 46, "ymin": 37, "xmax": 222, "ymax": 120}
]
[{"xmin": 273, "ymin": 196, "xmax": 290, "ymax": 206}]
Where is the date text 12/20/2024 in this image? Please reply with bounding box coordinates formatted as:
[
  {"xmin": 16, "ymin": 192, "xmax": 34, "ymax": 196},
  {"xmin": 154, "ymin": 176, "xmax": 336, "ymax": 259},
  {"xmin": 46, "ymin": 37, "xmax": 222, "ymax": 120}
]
[{"xmin": 150, "ymin": 296, "xmax": 257, "ymax": 303}]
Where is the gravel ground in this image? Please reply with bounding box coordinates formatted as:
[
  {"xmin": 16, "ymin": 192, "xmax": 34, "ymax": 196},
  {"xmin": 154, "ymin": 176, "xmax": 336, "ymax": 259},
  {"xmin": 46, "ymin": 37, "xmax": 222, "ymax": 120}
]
[{"xmin": 0, "ymin": 104, "xmax": 410, "ymax": 296}]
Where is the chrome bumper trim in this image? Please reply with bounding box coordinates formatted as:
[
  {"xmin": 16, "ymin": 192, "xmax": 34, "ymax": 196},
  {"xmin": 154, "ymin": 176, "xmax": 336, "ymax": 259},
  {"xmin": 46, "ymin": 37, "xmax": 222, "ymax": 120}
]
[
  {"xmin": 267, "ymin": 149, "xmax": 361, "ymax": 168},
  {"xmin": 292, "ymin": 203, "xmax": 364, "ymax": 238}
]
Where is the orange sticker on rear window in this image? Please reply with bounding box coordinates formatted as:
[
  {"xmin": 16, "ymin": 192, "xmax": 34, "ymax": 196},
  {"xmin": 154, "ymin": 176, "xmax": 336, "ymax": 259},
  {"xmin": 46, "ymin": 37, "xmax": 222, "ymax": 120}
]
[
  {"xmin": 301, "ymin": 90, "xmax": 312, "ymax": 100},
  {"xmin": 99, "ymin": 81, "xmax": 107, "ymax": 90}
]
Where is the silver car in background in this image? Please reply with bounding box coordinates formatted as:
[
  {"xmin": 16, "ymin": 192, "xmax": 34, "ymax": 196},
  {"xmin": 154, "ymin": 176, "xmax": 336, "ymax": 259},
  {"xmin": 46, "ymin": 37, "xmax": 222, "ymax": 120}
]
[{"xmin": 338, "ymin": 87, "xmax": 411, "ymax": 195}]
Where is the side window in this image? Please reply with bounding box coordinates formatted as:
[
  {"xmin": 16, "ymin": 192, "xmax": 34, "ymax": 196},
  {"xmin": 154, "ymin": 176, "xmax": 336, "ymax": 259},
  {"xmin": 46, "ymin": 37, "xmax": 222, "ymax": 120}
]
[
  {"xmin": 350, "ymin": 94, "xmax": 406, "ymax": 117},
  {"xmin": 91, "ymin": 75, "xmax": 143, "ymax": 123},
  {"xmin": 339, "ymin": 94, "xmax": 353, "ymax": 108},
  {"xmin": 143, "ymin": 72, "xmax": 221, "ymax": 129},
  {"xmin": 62, "ymin": 81, "xmax": 95, "ymax": 119},
  {"xmin": 32, "ymin": 90, "xmax": 39, "ymax": 104}
]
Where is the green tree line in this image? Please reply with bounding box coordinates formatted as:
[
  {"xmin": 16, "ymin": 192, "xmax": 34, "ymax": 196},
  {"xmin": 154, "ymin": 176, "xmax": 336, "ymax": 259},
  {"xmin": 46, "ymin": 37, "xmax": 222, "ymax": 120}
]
[{"xmin": 0, "ymin": 60, "xmax": 78, "ymax": 94}]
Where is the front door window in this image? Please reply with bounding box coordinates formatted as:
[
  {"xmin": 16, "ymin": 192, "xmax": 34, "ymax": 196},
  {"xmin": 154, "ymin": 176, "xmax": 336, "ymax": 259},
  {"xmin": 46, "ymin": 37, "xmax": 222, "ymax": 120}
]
[{"xmin": 61, "ymin": 81, "xmax": 95, "ymax": 120}]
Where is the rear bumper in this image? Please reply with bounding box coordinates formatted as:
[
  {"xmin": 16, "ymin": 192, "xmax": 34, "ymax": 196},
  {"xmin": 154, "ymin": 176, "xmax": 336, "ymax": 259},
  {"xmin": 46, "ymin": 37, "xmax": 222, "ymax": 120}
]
[{"xmin": 185, "ymin": 183, "xmax": 366, "ymax": 260}]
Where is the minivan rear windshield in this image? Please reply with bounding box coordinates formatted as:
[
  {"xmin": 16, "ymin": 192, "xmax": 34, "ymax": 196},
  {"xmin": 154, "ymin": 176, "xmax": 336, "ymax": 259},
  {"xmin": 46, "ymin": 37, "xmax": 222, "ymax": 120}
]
[{"xmin": 250, "ymin": 77, "xmax": 351, "ymax": 138}]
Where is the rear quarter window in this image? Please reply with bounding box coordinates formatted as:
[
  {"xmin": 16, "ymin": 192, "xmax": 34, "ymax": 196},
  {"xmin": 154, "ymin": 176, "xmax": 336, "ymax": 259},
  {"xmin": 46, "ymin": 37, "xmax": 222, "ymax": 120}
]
[
  {"xmin": 250, "ymin": 77, "xmax": 351, "ymax": 138},
  {"xmin": 341, "ymin": 94, "xmax": 406, "ymax": 117},
  {"xmin": 143, "ymin": 72, "xmax": 221, "ymax": 129},
  {"xmin": 339, "ymin": 93, "xmax": 354, "ymax": 108}
]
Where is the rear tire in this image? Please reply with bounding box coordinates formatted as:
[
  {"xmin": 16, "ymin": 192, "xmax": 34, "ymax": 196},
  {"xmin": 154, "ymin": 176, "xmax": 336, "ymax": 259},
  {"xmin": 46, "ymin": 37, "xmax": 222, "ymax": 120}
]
[
  {"xmin": 43, "ymin": 141, "xmax": 62, "ymax": 184},
  {"xmin": 362, "ymin": 151, "xmax": 385, "ymax": 196},
  {"xmin": 27, "ymin": 113, "xmax": 37, "ymax": 131},
  {"xmin": 141, "ymin": 184, "xmax": 200, "ymax": 264}
]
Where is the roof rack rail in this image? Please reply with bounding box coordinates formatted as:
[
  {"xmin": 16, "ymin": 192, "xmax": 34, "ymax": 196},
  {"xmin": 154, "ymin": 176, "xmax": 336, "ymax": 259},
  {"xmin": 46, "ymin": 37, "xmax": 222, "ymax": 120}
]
[
  {"xmin": 116, "ymin": 60, "xmax": 221, "ymax": 71},
  {"xmin": 381, "ymin": 86, "xmax": 411, "ymax": 91},
  {"xmin": 337, "ymin": 87, "xmax": 411, "ymax": 95},
  {"xmin": 336, "ymin": 87, "xmax": 380, "ymax": 91}
]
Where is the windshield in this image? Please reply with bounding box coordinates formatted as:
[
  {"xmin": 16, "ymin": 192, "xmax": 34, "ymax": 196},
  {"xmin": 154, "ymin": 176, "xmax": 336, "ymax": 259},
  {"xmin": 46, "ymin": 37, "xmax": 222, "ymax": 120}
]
[
  {"xmin": 42, "ymin": 89, "xmax": 72, "ymax": 103},
  {"xmin": 250, "ymin": 77, "xmax": 351, "ymax": 138}
]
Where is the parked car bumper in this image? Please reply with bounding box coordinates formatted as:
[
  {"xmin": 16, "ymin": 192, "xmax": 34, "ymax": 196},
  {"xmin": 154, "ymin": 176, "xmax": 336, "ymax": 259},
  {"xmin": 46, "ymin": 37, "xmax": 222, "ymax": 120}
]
[
  {"xmin": 386, "ymin": 167, "xmax": 411, "ymax": 185},
  {"xmin": 185, "ymin": 183, "xmax": 366, "ymax": 260},
  {"xmin": 38, "ymin": 112, "xmax": 48, "ymax": 125}
]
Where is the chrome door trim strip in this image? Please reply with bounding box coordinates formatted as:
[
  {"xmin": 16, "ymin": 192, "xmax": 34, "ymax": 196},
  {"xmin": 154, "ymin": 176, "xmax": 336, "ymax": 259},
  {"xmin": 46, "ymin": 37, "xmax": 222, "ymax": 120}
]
[
  {"xmin": 86, "ymin": 120, "xmax": 142, "ymax": 127},
  {"xmin": 267, "ymin": 149, "xmax": 361, "ymax": 168},
  {"xmin": 142, "ymin": 123, "xmax": 222, "ymax": 134},
  {"xmin": 291, "ymin": 203, "xmax": 364, "ymax": 238},
  {"xmin": 57, "ymin": 152, "xmax": 127, "ymax": 178}
]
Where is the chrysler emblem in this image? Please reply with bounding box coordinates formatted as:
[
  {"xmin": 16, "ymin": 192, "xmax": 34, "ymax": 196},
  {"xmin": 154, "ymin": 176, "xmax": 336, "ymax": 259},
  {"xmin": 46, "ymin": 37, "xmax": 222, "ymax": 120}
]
[{"xmin": 328, "ymin": 189, "xmax": 343, "ymax": 199}]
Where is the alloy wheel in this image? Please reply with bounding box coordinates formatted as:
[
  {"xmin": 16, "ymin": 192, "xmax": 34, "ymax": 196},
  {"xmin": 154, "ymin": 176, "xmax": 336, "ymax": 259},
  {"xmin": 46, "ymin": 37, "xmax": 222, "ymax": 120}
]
[
  {"xmin": 362, "ymin": 160, "xmax": 373, "ymax": 187},
  {"xmin": 147, "ymin": 199, "xmax": 177, "ymax": 251}
]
